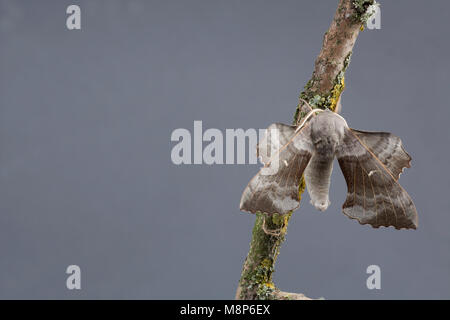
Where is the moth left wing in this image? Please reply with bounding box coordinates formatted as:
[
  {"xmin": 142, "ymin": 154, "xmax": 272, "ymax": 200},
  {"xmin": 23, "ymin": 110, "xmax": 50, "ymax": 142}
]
[
  {"xmin": 336, "ymin": 128, "xmax": 418, "ymax": 229},
  {"xmin": 257, "ymin": 123, "xmax": 298, "ymax": 165},
  {"xmin": 240, "ymin": 123, "xmax": 313, "ymax": 215}
]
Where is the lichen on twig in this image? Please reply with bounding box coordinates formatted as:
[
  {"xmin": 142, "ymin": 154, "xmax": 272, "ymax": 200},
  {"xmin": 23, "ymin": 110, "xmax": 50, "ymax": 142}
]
[{"xmin": 235, "ymin": 0, "xmax": 376, "ymax": 300}]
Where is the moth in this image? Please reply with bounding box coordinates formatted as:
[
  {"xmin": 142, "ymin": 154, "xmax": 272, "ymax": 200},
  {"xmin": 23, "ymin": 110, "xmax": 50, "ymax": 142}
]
[{"xmin": 240, "ymin": 108, "xmax": 418, "ymax": 230}]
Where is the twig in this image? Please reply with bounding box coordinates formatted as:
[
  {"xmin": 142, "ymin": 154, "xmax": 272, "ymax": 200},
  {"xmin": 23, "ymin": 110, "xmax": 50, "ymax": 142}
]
[{"xmin": 235, "ymin": 0, "xmax": 376, "ymax": 300}]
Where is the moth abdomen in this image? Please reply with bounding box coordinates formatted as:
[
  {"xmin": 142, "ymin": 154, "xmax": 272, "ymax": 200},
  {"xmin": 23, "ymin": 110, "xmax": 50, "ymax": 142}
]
[{"xmin": 304, "ymin": 153, "xmax": 334, "ymax": 212}]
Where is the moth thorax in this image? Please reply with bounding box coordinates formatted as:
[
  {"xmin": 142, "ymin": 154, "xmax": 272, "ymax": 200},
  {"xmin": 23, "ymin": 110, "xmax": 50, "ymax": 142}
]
[
  {"xmin": 310, "ymin": 112, "xmax": 346, "ymax": 156},
  {"xmin": 311, "ymin": 132, "xmax": 340, "ymax": 157}
]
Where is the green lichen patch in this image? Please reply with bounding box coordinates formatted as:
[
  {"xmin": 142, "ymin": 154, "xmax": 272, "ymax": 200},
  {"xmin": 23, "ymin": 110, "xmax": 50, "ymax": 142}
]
[
  {"xmin": 237, "ymin": 210, "xmax": 296, "ymax": 299},
  {"xmin": 294, "ymin": 51, "xmax": 352, "ymax": 118},
  {"xmin": 240, "ymin": 256, "xmax": 276, "ymax": 299},
  {"xmin": 352, "ymin": 0, "xmax": 376, "ymax": 24}
]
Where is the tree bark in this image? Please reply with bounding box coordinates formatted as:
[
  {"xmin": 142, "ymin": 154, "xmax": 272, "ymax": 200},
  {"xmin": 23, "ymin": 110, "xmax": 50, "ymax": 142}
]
[{"xmin": 235, "ymin": 0, "xmax": 376, "ymax": 300}]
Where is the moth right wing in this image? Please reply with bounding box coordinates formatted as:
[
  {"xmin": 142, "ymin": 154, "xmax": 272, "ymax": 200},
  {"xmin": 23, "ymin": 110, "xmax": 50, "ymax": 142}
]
[
  {"xmin": 336, "ymin": 128, "xmax": 418, "ymax": 229},
  {"xmin": 240, "ymin": 123, "xmax": 313, "ymax": 215}
]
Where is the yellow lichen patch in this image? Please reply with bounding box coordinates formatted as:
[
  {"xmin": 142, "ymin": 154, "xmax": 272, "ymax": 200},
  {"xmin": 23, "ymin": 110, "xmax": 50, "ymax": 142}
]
[
  {"xmin": 298, "ymin": 177, "xmax": 306, "ymax": 200},
  {"xmin": 280, "ymin": 213, "xmax": 291, "ymax": 234},
  {"xmin": 329, "ymin": 75, "xmax": 345, "ymax": 112},
  {"xmin": 264, "ymin": 282, "xmax": 275, "ymax": 289}
]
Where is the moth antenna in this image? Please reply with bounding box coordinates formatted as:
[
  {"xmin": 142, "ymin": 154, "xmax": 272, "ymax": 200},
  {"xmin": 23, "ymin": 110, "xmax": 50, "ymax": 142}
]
[
  {"xmin": 299, "ymin": 98, "xmax": 313, "ymax": 113},
  {"xmin": 334, "ymin": 96, "xmax": 342, "ymax": 114},
  {"xmin": 333, "ymin": 112, "xmax": 349, "ymax": 127}
]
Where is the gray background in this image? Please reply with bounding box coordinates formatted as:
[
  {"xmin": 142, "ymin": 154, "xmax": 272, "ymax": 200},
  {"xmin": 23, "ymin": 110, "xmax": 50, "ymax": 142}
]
[{"xmin": 0, "ymin": 0, "xmax": 449, "ymax": 299}]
